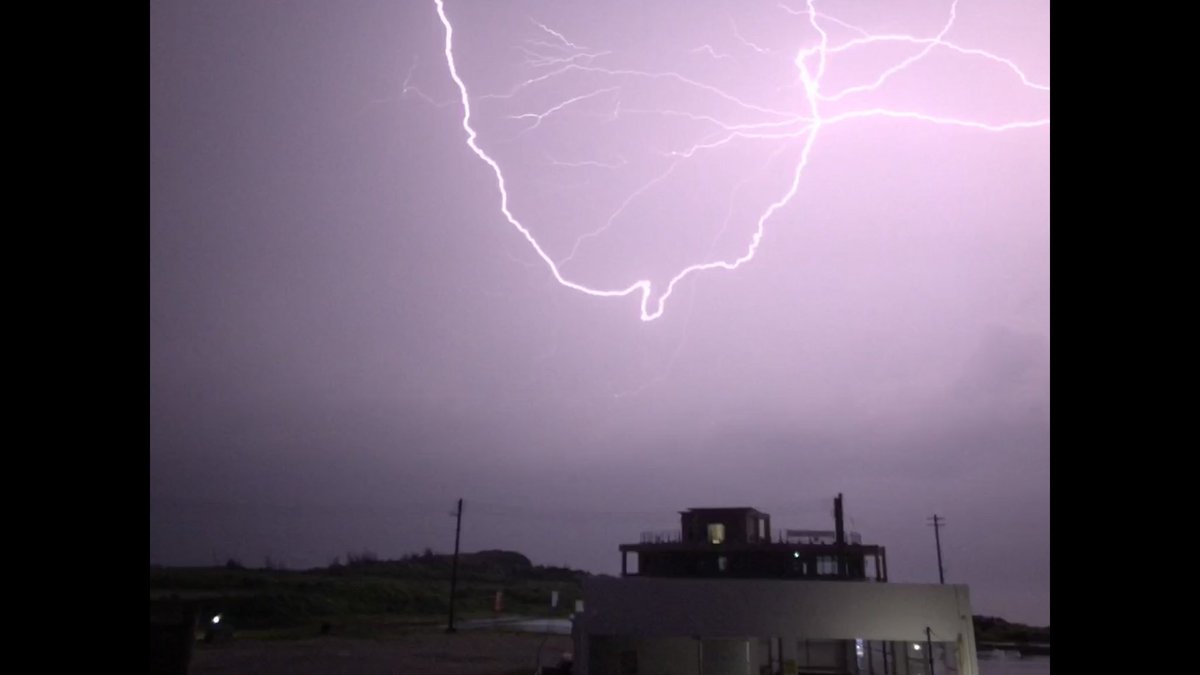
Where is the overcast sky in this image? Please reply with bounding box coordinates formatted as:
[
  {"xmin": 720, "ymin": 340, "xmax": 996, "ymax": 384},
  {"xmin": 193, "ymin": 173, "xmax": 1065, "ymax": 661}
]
[{"xmin": 150, "ymin": 0, "xmax": 1049, "ymax": 625}]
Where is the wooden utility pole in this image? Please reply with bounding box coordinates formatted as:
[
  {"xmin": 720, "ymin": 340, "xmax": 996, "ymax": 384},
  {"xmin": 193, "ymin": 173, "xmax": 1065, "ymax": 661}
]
[
  {"xmin": 926, "ymin": 514, "xmax": 945, "ymax": 584},
  {"xmin": 834, "ymin": 493, "xmax": 847, "ymax": 577},
  {"xmin": 925, "ymin": 627, "xmax": 936, "ymax": 675},
  {"xmin": 447, "ymin": 498, "xmax": 463, "ymax": 633}
]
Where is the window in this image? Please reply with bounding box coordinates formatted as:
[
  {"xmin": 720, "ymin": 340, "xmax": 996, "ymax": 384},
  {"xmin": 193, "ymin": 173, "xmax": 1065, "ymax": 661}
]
[
  {"xmin": 797, "ymin": 640, "xmax": 846, "ymax": 669},
  {"xmin": 718, "ymin": 556, "xmax": 728, "ymax": 572},
  {"xmin": 758, "ymin": 518, "xmax": 766, "ymax": 540},
  {"xmin": 708, "ymin": 523, "xmax": 725, "ymax": 544}
]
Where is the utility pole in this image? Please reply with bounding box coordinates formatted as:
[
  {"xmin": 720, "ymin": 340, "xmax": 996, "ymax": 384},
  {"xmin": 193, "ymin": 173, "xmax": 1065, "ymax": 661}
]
[
  {"xmin": 834, "ymin": 493, "xmax": 847, "ymax": 577},
  {"xmin": 926, "ymin": 514, "xmax": 945, "ymax": 584},
  {"xmin": 925, "ymin": 627, "xmax": 936, "ymax": 675},
  {"xmin": 447, "ymin": 498, "xmax": 463, "ymax": 633}
]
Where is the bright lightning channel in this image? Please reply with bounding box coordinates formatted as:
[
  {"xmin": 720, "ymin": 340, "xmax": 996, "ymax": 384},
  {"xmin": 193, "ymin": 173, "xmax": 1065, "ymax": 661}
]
[{"xmin": 432, "ymin": 0, "xmax": 1048, "ymax": 323}]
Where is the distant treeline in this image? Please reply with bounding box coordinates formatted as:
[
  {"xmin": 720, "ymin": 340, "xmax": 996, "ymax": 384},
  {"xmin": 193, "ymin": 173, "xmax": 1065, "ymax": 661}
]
[
  {"xmin": 149, "ymin": 549, "xmax": 594, "ymax": 630},
  {"xmin": 195, "ymin": 548, "xmax": 589, "ymax": 584},
  {"xmin": 972, "ymin": 615, "xmax": 1050, "ymax": 645},
  {"xmin": 326, "ymin": 548, "xmax": 589, "ymax": 584}
]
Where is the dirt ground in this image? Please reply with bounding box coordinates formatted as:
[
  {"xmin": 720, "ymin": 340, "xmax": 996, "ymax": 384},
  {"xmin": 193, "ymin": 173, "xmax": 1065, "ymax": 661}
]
[{"xmin": 189, "ymin": 630, "xmax": 574, "ymax": 675}]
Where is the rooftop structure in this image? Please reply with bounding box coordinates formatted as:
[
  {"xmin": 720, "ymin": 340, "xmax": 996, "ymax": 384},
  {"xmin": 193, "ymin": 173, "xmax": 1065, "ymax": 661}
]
[
  {"xmin": 621, "ymin": 497, "xmax": 886, "ymax": 581},
  {"xmin": 574, "ymin": 494, "xmax": 979, "ymax": 675}
]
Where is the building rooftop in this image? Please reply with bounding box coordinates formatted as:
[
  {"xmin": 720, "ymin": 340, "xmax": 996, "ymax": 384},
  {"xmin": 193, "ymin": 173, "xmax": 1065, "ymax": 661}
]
[{"xmin": 620, "ymin": 495, "xmax": 887, "ymax": 581}]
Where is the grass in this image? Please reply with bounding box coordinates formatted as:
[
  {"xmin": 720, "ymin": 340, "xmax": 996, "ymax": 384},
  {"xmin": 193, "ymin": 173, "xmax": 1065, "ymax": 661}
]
[{"xmin": 150, "ymin": 551, "xmax": 587, "ymax": 636}]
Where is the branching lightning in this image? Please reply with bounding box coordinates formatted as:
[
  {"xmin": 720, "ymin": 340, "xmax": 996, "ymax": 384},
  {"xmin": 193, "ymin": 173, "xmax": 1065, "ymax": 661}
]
[{"xmin": 432, "ymin": 0, "xmax": 1048, "ymax": 322}]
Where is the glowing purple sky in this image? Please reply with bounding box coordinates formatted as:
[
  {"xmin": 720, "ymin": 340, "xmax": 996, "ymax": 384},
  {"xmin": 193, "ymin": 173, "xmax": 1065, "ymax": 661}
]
[{"xmin": 150, "ymin": 0, "xmax": 1048, "ymax": 624}]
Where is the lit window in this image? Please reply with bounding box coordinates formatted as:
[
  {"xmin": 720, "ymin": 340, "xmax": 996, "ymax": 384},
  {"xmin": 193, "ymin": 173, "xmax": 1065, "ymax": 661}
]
[{"xmin": 708, "ymin": 523, "xmax": 725, "ymax": 544}]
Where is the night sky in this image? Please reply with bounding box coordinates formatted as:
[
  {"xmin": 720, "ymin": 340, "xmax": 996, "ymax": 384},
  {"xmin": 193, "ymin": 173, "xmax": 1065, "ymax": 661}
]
[{"xmin": 150, "ymin": 0, "xmax": 1049, "ymax": 625}]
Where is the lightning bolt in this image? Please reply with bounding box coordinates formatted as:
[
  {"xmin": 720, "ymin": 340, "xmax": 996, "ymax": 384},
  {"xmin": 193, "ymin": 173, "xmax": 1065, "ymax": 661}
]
[
  {"xmin": 432, "ymin": 0, "xmax": 1048, "ymax": 323},
  {"xmin": 690, "ymin": 44, "xmax": 734, "ymax": 61}
]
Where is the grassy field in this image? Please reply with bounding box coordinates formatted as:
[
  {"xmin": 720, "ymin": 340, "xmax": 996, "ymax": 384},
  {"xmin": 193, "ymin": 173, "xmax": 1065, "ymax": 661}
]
[
  {"xmin": 151, "ymin": 551, "xmax": 584, "ymax": 673},
  {"xmin": 188, "ymin": 628, "xmax": 574, "ymax": 675},
  {"xmin": 151, "ymin": 550, "xmax": 587, "ymax": 632}
]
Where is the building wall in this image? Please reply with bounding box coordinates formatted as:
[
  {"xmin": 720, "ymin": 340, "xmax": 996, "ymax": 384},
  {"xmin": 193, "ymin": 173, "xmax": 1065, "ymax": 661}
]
[
  {"xmin": 586, "ymin": 636, "xmax": 771, "ymax": 675},
  {"xmin": 585, "ymin": 636, "xmax": 904, "ymax": 675},
  {"xmin": 587, "ymin": 636, "xmax": 702, "ymax": 675},
  {"xmin": 700, "ymin": 639, "xmax": 752, "ymax": 675},
  {"xmin": 582, "ymin": 577, "xmax": 974, "ymax": 641},
  {"xmin": 577, "ymin": 577, "xmax": 979, "ymax": 675},
  {"xmin": 681, "ymin": 509, "xmax": 768, "ymax": 544},
  {"xmin": 638, "ymin": 548, "xmax": 869, "ymax": 579}
]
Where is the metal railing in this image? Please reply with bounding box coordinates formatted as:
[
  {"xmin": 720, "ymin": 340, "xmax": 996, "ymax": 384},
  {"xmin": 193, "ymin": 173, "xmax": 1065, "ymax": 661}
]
[{"xmin": 639, "ymin": 529, "xmax": 682, "ymax": 544}]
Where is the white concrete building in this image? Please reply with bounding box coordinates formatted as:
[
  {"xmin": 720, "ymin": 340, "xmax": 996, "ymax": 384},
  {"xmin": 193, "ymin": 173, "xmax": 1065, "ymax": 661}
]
[{"xmin": 573, "ymin": 497, "xmax": 980, "ymax": 675}]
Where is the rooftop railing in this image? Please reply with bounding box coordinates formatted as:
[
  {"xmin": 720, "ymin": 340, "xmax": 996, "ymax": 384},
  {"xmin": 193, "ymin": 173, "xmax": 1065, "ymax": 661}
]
[{"xmin": 639, "ymin": 530, "xmax": 682, "ymax": 544}]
